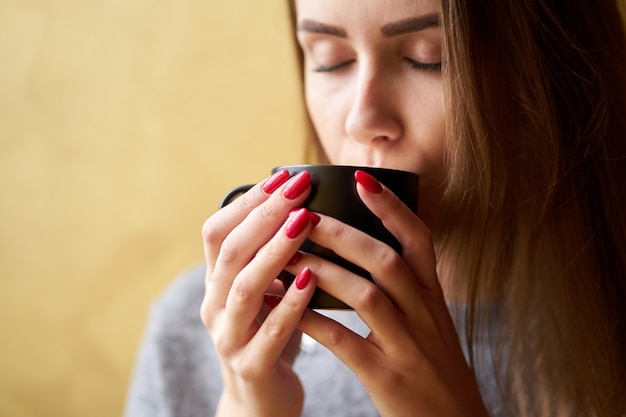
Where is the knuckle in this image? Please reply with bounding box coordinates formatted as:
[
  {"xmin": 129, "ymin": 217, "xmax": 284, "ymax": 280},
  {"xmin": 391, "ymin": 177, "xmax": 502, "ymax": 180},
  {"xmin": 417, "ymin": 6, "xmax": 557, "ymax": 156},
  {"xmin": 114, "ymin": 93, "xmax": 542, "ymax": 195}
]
[
  {"xmin": 353, "ymin": 284, "xmax": 384, "ymax": 312},
  {"xmin": 258, "ymin": 241, "xmax": 283, "ymax": 263},
  {"xmin": 231, "ymin": 278, "xmax": 253, "ymax": 305},
  {"xmin": 202, "ymin": 217, "xmax": 223, "ymax": 246},
  {"xmin": 280, "ymin": 294, "xmax": 302, "ymax": 312},
  {"xmin": 323, "ymin": 324, "xmax": 347, "ymax": 348},
  {"xmin": 239, "ymin": 191, "xmax": 260, "ymax": 212},
  {"xmin": 255, "ymin": 200, "xmax": 281, "ymax": 222},
  {"xmin": 217, "ymin": 236, "xmax": 239, "ymax": 265},
  {"xmin": 377, "ymin": 247, "xmax": 404, "ymax": 274},
  {"xmin": 199, "ymin": 298, "xmax": 215, "ymax": 329},
  {"xmin": 232, "ymin": 358, "xmax": 263, "ymax": 381},
  {"xmin": 211, "ymin": 331, "xmax": 226, "ymax": 353},
  {"xmin": 263, "ymin": 316, "xmax": 289, "ymax": 341},
  {"xmin": 213, "ymin": 335, "xmax": 235, "ymax": 360},
  {"xmin": 329, "ymin": 221, "xmax": 350, "ymax": 243},
  {"xmin": 207, "ymin": 323, "xmax": 234, "ymax": 358}
]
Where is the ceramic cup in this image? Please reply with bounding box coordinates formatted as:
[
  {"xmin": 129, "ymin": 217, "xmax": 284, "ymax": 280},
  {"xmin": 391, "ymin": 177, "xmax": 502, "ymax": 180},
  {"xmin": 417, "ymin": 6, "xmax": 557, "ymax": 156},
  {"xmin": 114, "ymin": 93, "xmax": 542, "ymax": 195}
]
[{"xmin": 219, "ymin": 164, "xmax": 419, "ymax": 309}]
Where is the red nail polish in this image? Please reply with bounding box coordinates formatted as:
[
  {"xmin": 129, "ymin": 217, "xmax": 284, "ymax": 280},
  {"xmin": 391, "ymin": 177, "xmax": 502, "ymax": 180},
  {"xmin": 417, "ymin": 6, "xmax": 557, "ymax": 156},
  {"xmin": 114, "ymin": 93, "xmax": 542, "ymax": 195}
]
[
  {"xmin": 290, "ymin": 209, "xmax": 319, "ymax": 225},
  {"xmin": 263, "ymin": 294, "xmax": 283, "ymax": 309},
  {"xmin": 283, "ymin": 171, "xmax": 311, "ymax": 200},
  {"xmin": 295, "ymin": 267, "xmax": 312, "ymax": 290},
  {"xmin": 287, "ymin": 251, "xmax": 303, "ymax": 265},
  {"xmin": 262, "ymin": 169, "xmax": 290, "ymax": 194},
  {"xmin": 354, "ymin": 170, "xmax": 383, "ymax": 193},
  {"xmin": 285, "ymin": 208, "xmax": 310, "ymax": 238},
  {"xmin": 309, "ymin": 212, "xmax": 321, "ymax": 226}
]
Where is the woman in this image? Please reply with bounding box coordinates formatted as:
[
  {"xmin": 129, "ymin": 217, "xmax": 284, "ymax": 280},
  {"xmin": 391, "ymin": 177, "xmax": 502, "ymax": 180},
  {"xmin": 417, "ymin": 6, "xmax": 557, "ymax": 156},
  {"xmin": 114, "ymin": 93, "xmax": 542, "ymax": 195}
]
[{"xmin": 125, "ymin": 0, "xmax": 626, "ymax": 416}]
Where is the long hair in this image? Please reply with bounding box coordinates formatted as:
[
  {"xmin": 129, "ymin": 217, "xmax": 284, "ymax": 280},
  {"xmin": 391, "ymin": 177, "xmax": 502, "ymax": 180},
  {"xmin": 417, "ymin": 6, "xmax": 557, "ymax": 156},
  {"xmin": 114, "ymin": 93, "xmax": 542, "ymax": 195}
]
[
  {"xmin": 439, "ymin": 0, "xmax": 626, "ymax": 415},
  {"xmin": 287, "ymin": 0, "xmax": 626, "ymax": 415}
]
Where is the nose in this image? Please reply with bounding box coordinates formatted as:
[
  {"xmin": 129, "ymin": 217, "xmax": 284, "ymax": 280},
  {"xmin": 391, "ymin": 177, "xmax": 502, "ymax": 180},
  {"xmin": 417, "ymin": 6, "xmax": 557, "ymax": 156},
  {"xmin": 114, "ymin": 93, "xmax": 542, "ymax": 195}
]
[{"xmin": 344, "ymin": 67, "xmax": 403, "ymax": 144}]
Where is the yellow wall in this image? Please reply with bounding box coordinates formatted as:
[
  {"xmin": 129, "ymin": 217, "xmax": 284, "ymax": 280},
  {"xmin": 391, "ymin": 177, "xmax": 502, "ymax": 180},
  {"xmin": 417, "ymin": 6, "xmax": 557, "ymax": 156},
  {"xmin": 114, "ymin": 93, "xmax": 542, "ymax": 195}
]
[{"xmin": 0, "ymin": 0, "xmax": 305, "ymax": 416}]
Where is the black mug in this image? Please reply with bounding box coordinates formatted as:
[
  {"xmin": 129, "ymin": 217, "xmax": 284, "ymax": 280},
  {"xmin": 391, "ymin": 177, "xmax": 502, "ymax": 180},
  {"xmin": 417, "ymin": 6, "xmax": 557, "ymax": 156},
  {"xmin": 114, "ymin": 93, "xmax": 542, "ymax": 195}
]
[{"xmin": 220, "ymin": 164, "xmax": 419, "ymax": 309}]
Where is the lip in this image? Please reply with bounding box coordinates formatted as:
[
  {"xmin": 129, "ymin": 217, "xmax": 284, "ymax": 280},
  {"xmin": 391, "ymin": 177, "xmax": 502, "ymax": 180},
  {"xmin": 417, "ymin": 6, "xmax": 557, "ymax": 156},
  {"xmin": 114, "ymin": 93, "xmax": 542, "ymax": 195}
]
[
  {"xmin": 334, "ymin": 152, "xmax": 420, "ymax": 175},
  {"xmin": 356, "ymin": 161, "xmax": 419, "ymax": 175}
]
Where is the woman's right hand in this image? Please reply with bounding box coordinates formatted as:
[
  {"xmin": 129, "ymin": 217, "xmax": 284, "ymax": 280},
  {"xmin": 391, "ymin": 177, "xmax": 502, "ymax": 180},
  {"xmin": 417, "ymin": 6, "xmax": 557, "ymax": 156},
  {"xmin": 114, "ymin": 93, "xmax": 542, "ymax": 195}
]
[{"xmin": 200, "ymin": 170, "xmax": 319, "ymax": 417}]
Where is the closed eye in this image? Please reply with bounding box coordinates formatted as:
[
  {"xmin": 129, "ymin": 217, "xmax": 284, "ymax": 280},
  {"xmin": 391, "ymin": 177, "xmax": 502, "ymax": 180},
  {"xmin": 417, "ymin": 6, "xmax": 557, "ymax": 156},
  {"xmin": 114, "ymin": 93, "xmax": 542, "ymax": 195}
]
[
  {"xmin": 403, "ymin": 57, "xmax": 442, "ymax": 72},
  {"xmin": 313, "ymin": 60, "xmax": 355, "ymax": 73}
]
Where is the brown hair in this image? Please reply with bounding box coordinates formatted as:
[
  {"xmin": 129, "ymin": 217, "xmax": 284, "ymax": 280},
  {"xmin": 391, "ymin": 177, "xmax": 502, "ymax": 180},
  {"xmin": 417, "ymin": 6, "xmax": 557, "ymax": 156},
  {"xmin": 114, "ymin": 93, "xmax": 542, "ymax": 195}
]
[
  {"xmin": 440, "ymin": 0, "xmax": 626, "ymax": 414},
  {"xmin": 288, "ymin": 0, "xmax": 626, "ymax": 415}
]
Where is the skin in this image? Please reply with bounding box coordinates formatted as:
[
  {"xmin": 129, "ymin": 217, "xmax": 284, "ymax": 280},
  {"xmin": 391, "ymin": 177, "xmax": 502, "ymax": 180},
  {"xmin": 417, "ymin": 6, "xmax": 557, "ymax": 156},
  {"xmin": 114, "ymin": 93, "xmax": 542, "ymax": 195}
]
[
  {"xmin": 299, "ymin": 0, "xmax": 446, "ymax": 229},
  {"xmin": 201, "ymin": 0, "xmax": 488, "ymax": 416}
]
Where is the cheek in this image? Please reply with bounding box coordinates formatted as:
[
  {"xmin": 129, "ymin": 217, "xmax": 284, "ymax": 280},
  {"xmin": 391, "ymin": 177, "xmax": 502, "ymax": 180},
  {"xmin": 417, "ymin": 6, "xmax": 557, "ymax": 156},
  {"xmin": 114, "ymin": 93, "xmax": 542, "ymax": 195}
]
[
  {"xmin": 401, "ymin": 83, "xmax": 446, "ymax": 174},
  {"xmin": 411, "ymin": 82, "xmax": 445, "ymax": 138},
  {"xmin": 305, "ymin": 85, "xmax": 346, "ymax": 156},
  {"xmin": 424, "ymin": 97, "xmax": 446, "ymax": 161},
  {"xmin": 426, "ymin": 114, "xmax": 446, "ymax": 179}
]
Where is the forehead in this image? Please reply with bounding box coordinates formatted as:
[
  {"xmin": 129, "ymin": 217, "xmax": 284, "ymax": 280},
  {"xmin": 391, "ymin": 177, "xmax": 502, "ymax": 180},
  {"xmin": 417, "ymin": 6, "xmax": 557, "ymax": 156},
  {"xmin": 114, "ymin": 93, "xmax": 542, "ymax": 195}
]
[{"xmin": 294, "ymin": 0, "xmax": 440, "ymax": 28}]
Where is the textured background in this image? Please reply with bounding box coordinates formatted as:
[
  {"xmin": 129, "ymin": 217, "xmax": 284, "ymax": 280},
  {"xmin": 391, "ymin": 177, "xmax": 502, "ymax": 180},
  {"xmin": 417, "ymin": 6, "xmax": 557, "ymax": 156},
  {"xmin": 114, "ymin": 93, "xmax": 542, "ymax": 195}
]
[{"xmin": 0, "ymin": 0, "xmax": 305, "ymax": 415}]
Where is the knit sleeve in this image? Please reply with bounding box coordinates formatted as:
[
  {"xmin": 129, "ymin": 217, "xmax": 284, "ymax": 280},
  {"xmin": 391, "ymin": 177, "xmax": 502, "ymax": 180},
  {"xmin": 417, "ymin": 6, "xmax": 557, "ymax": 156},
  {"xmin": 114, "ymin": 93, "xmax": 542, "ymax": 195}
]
[
  {"xmin": 123, "ymin": 264, "xmax": 379, "ymax": 417},
  {"xmin": 123, "ymin": 265, "xmax": 222, "ymax": 417}
]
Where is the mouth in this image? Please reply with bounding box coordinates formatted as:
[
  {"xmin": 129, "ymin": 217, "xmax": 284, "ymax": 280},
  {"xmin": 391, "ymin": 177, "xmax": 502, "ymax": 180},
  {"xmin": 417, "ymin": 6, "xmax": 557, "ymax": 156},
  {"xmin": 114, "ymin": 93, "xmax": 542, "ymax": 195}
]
[
  {"xmin": 333, "ymin": 150, "xmax": 422, "ymax": 176},
  {"xmin": 360, "ymin": 161, "xmax": 419, "ymax": 175}
]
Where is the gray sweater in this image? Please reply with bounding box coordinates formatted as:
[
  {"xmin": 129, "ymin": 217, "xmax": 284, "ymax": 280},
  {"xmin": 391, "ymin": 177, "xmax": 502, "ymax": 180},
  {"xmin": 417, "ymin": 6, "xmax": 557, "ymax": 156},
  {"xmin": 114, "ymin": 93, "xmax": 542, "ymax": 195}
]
[{"xmin": 124, "ymin": 265, "xmax": 504, "ymax": 417}]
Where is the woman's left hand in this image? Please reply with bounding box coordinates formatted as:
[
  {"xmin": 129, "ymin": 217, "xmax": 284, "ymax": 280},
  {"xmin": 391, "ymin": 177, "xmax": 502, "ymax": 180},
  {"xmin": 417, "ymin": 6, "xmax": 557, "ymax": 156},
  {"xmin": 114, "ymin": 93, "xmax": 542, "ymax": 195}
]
[{"xmin": 289, "ymin": 174, "xmax": 489, "ymax": 417}]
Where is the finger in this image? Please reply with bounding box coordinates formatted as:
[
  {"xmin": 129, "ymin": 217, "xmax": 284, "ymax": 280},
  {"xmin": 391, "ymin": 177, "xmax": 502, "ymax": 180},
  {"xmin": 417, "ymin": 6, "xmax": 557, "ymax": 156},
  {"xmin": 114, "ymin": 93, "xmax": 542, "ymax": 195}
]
[
  {"xmin": 304, "ymin": 214, "xmax": 430, "ymax": 322},
  {"xmin": 298, "ymin": 308, "xmax": 379, "ymax": 380},
  {"xmin": 285, "ymin": 249, "xmax": 412, "ymax": 344},
  {"xmin": 205, "ymin": 172, "xmax": 312, "ymax": 310},
  {"xmin": 265, "ymin": 279, "xmax": 287, "ymax": 297},
  {"xmin": 246, "ymin": 267, "xmax": 317, "ymax": 369},
  {"xmin": 355, "ymin": 177, "xmax": 439, "ymax": 292},
  {"xmin": 289, "ymin": 244, "xmax": 443, "ymax": 366},
  {"xmin": 220, "ymin": 209, "xmax": 318, "ymax": 345},
  {"xmin": 355, "ymin": 178, "xmax": 460, "ymax": 344},
  {"xmin": 202, "ymin": 169, "xmax": 290, "ymax": 270}
]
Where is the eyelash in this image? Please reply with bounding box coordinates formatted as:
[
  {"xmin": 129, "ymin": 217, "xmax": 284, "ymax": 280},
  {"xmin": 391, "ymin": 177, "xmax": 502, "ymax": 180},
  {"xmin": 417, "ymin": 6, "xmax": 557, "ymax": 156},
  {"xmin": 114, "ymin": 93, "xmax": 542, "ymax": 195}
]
[
  {"xmin": 403, "ymin": 57, "xmax": 442, "ymax": 72},
  {"xmin": 313, "ymin": 61, "xmax": 355, "ymax": 73},
  {"xmin": 313, "ymin": 58, "xmax": 442, "ymax": 73}
]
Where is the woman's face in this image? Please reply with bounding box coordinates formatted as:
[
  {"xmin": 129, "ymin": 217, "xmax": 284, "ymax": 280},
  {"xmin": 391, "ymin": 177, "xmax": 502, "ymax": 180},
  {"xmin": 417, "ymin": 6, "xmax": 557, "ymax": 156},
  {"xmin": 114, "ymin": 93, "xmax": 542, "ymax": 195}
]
[{"xmin": 295, "ymin": 0, "xmax": 445, "ymax": 217}]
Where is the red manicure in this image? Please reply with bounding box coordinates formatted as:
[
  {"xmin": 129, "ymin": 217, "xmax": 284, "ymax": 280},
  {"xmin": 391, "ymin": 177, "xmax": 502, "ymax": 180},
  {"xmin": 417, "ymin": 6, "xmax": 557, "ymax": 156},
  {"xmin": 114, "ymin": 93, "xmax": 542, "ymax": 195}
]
[
  {"xmin": 285, "ymin": 208, "xmax": 310, "ymax": 238},
  {"xmin": 287, "ymin": 251, "xmax": 303, "ymax": 265},
  {"xmin": 354, "ymin": 170, "xmax": 383, "ymax": 193},
  {"xmin": 283, "ymin": 171, "xmax": 311, "ymax": 200},
  {"xmin": 262, "ymin": 169, "xmax": 290, "ymax": 194},
  {"xmin": 289, "ymin": 209, "xmax": 320, "ymax": 226},
  {"xmin": 263, "ymin": 294, "xmax": 283, "ymax": 309},
  {"xmin": 295, "ymin": 267, "xmax": 312, "ymax": 290}
]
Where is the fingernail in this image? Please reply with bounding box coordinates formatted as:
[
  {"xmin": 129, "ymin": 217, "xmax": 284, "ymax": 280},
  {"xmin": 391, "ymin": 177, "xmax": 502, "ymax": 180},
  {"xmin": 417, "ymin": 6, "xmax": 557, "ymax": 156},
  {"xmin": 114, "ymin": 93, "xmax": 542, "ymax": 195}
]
[
  {"xmin": 283, "ymin": 171, "xmax": 311, "ymax": 200},
  {"xmin": 263, "ymin": 293, "xmax": 283, "ymax": 309},
  {"xmin": 262, "ymin": 169, "xmax": 290, "ymax": 194},
  {"xmin": 285, "ymin": 208, "xmax": 310, "ymax": 238},
  {"xmin": 354, "ymin": 170, "xmax": 383, "ymax": 193},
  {"xmin": 290, "ymin": 209, "xmax": 319, "ymax": 226},
  {"xmin": 308, "ymin": 212, "xmax": 321, "ymax": 226},
  {"xmin": 295, "ymin": 267, "xmax": 312, "ymax": 290},
  {"xmin": 287, "ymin": 251, "xmax": 303, "ymax": 265}
]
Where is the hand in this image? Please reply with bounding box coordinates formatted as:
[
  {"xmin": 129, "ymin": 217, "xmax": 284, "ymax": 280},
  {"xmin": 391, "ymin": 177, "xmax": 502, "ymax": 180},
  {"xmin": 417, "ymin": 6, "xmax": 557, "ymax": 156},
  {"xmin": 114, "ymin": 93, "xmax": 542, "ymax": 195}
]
[
  {"xmin": 292, "ymin": 171, "xmax": 489, "ymax": 417},
  {"xmin": 200, "ymin": 170, "xmax": 319, "ymax": 417}
]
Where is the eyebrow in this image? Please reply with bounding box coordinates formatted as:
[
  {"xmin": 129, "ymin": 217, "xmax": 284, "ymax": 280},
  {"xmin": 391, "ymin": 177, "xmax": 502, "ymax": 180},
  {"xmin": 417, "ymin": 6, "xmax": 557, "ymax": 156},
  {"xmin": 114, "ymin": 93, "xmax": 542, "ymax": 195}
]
[
  {"xmin": 297, "ymin": 13, "xmax": 440, "ymax": 39},
  {"xmin": 297, "ymin": 19, "xmax": 347, "ymax": 38},
  {"xmin": 380, "ymin": 14, "xmax": 440, "ymax": 37}
]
